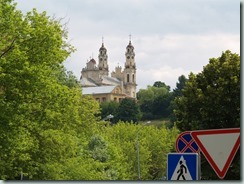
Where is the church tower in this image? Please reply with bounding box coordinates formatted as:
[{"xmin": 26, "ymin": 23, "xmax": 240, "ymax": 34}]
[
  {"xmin": 98, "ymin": 40, "xmax": 109, "ymax": 76},
  {"xmin": 124, "ymin": 38, "xmax": 137, "ymax": 98}
]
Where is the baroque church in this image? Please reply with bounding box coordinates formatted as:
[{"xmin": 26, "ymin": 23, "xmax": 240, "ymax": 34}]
[{"xmin": 80, "ymin": 39, "xmax": 137, "ymax": 102}]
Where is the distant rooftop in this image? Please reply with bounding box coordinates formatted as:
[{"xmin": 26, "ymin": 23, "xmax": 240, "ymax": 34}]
[
  {"xmin": 80, "ymin": 75, "xmax": 121, "ymax": 87},
  {"xmin": 82, "ymin": 85, "xmax": 117, "ymax": 95}
]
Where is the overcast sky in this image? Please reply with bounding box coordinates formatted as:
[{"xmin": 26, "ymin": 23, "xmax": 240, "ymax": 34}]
[{"xmin": 15, "ymin": 0, "xmax": 240, "ymax": 90}]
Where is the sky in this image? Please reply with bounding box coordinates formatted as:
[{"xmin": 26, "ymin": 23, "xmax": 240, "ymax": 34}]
[{"xmin": 14, "ymin": 0, "xmax": 240, "ymax": 91}]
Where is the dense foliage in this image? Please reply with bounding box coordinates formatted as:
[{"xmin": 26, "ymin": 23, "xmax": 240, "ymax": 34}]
[
  {"xmin": 100, "ymin": 98, "xmax": 141, "ymax": 124},
  {"xmin": 100, "ymin": 101, "xmax": 119, "ymax": 124},
  {"xmin": 174, "ymin": 50, "xmax": 240, "ymax": 180},
  {"xmin": 115, "ymin": 98, "xmax": 141, "ymax": 123},
  {"xmin": 0, "ymin": 0, "xmax": 180, "ymax": 180},
  {"xmin": 174, "ymin": 50, "xmax": 240, "ymax": 131},
  {"xmin": 0, "ymin": 0, "xmax": 100, "ymax": 179},
  {"xmin": 168, "ymin": 75, "xmax": 188, "ymax": 125},
  {"xmin": 137, "ymin": 83, "xmax": 172, "ymax": 120}
]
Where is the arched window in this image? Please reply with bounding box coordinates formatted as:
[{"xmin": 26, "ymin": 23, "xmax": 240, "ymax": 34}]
[
  {"xmin": 127, "ymin": 74, "xmax": 130, "ymax": 82},
  {"xmin": 132, "ymin": 74, "xmax": 135, "ymax": 82}
]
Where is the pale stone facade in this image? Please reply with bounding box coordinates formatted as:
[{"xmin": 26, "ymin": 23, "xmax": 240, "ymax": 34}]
[{"xmin": 80, "ymin": 40, "xmax": 137, "ymax": 102}]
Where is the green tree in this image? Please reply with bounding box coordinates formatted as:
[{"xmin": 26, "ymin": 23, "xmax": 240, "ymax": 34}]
[
  {"xmin": 100, "ymin": 122, "xmax": 179, "ymax": 180},
  {"xmin": 153, "ymin": 81, "xmax": 170, "ymax": 91},
  {"xmin": 137, "ymin": 84, "xmax": 172, "ymax": 120},
  {"xmin": 100, "ymin": 101, "xmax": 119, "ymax": 124},
  {"xmin": 57, "ymin": 67, "xmax": 79, "ymax": 88},
  {"xmin": 0, "ymin": 0, "xmax": 101, "ymax": 179},
  {"xmin": 174, "ymin": 50, "xmax": 240, "ymax": 180},
  {"xmin": 115, "ymin": 98, "xmax": 141, "ymax": 123},
  {"xmin": 168, "ymin": 75, "xmax": 188, "ymax": 125},
  {"xmin": 174, "ymin": 50, "xmax": 240, "ymax": 131},
  {"xmin": 172, "ymin": 75, "xmax": 188, "ymax": 97},
  {"xmin": 88, "ymin": 135, "xmax": 109, "ymax": 162}
]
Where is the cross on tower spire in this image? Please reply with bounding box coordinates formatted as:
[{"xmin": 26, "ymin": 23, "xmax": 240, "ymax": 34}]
[{"xmin": 129, "ymin": 34, "xmax": 131, "ymax": 42}]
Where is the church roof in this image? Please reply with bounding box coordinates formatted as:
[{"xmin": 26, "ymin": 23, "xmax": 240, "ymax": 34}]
[
  {"xmin": 101, "ymin": 76, "xmax": 121, "ymax": 85},
  {"xmin": 80, "ymin": 76, "xmax": 121, "ymax": 87},
  {"xmin": 89, "ymin": 58, "xmax": 96, "ymax": 64},
  {"xmin": 82, "ymin": 85, "xmax": 117, "ymax": 95},
  {"xmin": 80, "ymin": 77, "xmax": 97, "ymax": 87}
]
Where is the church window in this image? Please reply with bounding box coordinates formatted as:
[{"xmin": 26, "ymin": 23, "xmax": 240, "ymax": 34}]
[
  {"xmin": 127, "ymin": 74, "xmax": 130, "ymax": 82},
  {"xmin": 132, "ymin": 74, "xmax": 135, "ymax": 82}
]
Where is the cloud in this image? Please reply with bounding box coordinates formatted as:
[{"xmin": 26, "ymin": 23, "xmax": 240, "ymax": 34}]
[
  {"xmin": 137, "ymin": 66, "xmax": 192, "ymax": 90},
  {"xmin": 15, "ymin": 0, "xmax": 240, "ymax": 91}
]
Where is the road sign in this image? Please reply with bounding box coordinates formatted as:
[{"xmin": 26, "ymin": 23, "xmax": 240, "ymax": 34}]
[
  {"xmin": 167, "ymin": 153, "xmax": 199, "ymax": 180},
  {"xmin": 191, "ymin": 128, "xmax": 240, "ymax": 179},
  {"xmin": 176, "ymin": 131, "xmax": 200, "ymax": 153}
]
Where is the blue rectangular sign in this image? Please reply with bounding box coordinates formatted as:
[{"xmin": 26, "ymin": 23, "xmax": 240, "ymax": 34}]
[{"xmin": 167, "ymin": 153, "xmax": 199, "ymax": 180}]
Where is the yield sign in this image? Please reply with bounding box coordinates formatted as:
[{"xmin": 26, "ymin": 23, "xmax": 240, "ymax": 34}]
[{"xmin": 191, "ymin": 128, "xmax": 240, "ymax": 179}]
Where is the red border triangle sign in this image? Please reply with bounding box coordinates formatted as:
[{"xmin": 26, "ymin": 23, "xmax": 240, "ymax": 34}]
[{"xmin": 191, "ymin": 128, "xmax": 240, "ymax": 179}]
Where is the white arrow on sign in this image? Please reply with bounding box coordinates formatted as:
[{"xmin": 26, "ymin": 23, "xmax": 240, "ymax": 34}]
[{"xmin": 191, "ymin": 128, "xmax": 240, "ymax": 179}]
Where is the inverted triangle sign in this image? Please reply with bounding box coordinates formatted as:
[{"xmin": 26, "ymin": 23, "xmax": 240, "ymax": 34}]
[{"xmin": 191, "ymin": 128, "xmax": 240, "ymax": 179}]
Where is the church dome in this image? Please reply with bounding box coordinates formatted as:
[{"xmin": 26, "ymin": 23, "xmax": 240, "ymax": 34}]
[
  {"xmin": 126, "ymin": 41, "xmax": 134, "ymax": 49},
  {"xmin": 99, "ymin": 43, "xmax": 107, "ymax": 52},
  {"xmin": 89, "ymin": 58, "xmax": 96, "ymax": 64}
]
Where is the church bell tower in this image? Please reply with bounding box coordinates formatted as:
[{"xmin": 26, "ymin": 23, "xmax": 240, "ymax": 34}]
[
  {"xmin": 124, "ymin": 36, "xmax": 137, "ymax": 98},
  {"xmin": 98, "ymin": 38, "xmax": 109, "ymax": 76}
]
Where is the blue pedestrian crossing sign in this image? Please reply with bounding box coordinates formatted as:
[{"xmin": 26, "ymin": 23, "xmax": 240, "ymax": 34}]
[{"xmin": 167, "ymin": 153, "xmax": 199, "ymax": 180}]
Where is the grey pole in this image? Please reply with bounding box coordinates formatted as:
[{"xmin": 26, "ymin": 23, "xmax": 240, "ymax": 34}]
[
  {"xmin": 20, "ymin": 171, "xmax": 23, "ymax": 180},
  {"xmin": 136, "ymin": 121, "xmax": 151, "ymax": 180}
]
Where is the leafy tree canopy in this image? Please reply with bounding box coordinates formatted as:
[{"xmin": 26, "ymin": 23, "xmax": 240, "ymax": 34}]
[
  {"xmin": 172, "ymin": 75, "xmax": 188, "ymax": 97},
  {"xmin": 173, "ymin": 50, "xmax": 240, "ymax": 180},
  {"xmin": 153, "ymin": 81, "xmax": 170, "ymax": 91},
  {"xmin": 174, "ymin": 50, "xmax": 240, "ymax": 131},
  {"xmin": 115, "ymin": 98, "xmax": 141, "ymax": 123},
  {"xmin": 137, "ymin": 84, "xmax": 172, "ymax": 120},
  {"xmin": 0, "ymin": 0, "xmax": 100, "ymax": 179}
]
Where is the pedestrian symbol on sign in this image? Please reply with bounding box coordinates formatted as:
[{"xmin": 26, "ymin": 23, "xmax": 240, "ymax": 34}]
[
  {"xmin": 167, "ymin": 153, "xmax": 199, "ymax": 180},
  {"xmin": 170, "ymin": 156, "xmax": 192, "ymax": 180},
  {"xmin": 177, "ymin": 160, "xmax": 187, "ymax": 180}
]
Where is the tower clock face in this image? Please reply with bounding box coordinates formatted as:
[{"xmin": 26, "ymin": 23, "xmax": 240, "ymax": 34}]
[{"xmin": 127, "ymin": 56, "xmax": 130, "ymax": 59}]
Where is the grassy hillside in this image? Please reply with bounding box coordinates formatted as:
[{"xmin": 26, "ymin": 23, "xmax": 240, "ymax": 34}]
[{"xmin": 139, "ymin": 119, "xmax": 172, "ymax": 128}]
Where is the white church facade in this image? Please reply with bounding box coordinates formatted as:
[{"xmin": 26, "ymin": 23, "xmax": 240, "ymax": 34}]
[{"xmin": 80, "ymin": 40, "xmax": 137, "ymax": 102}]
